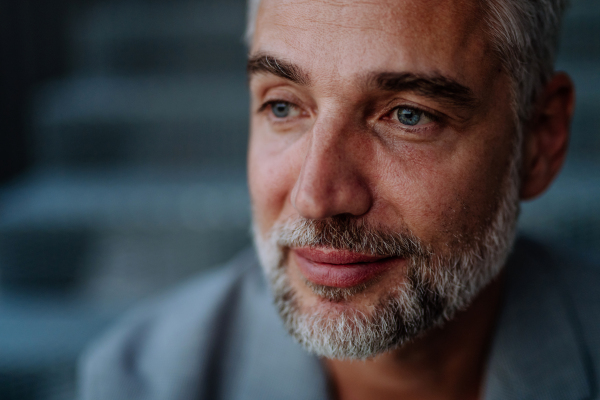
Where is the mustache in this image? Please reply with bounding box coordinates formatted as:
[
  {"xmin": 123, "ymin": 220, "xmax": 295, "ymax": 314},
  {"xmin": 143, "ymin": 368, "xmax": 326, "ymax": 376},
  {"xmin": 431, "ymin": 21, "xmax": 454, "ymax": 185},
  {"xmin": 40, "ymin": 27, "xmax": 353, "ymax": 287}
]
[{"xmin": 272, "ymin": 216, "xmax": 429, "ymax": 258}]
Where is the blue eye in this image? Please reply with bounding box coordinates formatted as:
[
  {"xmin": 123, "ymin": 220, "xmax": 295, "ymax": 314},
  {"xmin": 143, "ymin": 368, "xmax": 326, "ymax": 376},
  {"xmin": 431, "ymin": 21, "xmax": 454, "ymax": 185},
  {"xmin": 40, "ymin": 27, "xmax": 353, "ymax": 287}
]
[
  {"xmin": 397, "ymin": 108, "xmax": 423, "ymax": 126},
  {"xmin": 272, "ymin": 102, "xmax": 291, "ymax": 118}
]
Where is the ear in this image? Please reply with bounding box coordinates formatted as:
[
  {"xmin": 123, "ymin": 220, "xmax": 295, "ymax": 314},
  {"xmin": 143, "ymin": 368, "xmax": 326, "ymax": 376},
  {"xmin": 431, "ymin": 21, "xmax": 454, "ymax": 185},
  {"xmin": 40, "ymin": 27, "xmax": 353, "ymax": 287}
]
[{"xmin": 520, "ymin": 72, "xmax": 575, "ymax": 200}]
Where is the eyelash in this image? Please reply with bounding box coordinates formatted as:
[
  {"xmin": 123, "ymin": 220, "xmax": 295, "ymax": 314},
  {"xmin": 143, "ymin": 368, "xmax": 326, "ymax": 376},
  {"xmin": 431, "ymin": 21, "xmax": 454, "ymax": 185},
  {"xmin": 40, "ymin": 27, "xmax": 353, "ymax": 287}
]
[
  {"xmin": 258, "ymin": 100, "xmax": 306, "ymax": 124},
  {"xmin": 258, "ymin": 100, "xmax": 281, "ymax": 113},
  {"xmin": 391, "ymin": 105, "xmax": 437, "ymax": 121},
  {"xmin": 384, "ymin": 104, "xmax": 442, "ymax": 132},
  {"xmin": 258, "ymin": 99, "xmax": 442, "ymax": 131}
]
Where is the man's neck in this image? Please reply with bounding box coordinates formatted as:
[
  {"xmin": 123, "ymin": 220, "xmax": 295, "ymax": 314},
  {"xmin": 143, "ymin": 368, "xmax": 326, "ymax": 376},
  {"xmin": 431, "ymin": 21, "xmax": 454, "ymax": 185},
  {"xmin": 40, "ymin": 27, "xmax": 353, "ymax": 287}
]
[{"xmin": 324, "ymin": 274, "xmax": 505, "ymax": 400}]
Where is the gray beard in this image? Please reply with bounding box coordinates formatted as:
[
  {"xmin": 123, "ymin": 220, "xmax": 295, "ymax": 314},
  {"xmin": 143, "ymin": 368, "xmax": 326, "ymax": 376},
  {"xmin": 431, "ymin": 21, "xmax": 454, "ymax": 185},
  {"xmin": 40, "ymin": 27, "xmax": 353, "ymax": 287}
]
[{"xmin": 253, "ymin": 140, "xmax": 521, "ymax": 360}]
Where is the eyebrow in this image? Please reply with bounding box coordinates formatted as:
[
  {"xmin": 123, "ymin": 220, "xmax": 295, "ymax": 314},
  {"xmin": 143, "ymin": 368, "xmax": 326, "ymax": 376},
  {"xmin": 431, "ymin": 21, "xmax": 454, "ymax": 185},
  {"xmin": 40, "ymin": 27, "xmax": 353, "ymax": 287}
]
[
  {"xmin": 247, "ymin": 54, "xmax": 479, "ymax": 110},
  {"xmin": 370, "ymin": 72, "xmax": 479, "ymax": 110},
  {"xmin": 247, "ymin": 54, "xmax": 310, "ymax": 85}
]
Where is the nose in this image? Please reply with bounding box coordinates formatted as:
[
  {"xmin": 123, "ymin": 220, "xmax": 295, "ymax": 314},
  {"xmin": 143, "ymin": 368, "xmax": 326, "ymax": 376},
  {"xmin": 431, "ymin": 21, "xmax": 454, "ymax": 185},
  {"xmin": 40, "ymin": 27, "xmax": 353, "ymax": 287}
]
[{"xmin": 291, "ymin": 116, "xmax": 372, "ymax": 219}]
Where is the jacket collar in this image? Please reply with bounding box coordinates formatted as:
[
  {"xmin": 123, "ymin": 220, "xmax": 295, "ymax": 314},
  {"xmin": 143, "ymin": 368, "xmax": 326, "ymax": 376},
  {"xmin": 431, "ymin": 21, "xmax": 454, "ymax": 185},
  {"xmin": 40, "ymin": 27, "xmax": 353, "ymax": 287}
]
[
  {"xmin": 236, "ymin": 259, "xmax": 330, "ymax": 400},
  {"xmin": 483, "ymin": 237, "xmax": 592, "ymax": 400}
]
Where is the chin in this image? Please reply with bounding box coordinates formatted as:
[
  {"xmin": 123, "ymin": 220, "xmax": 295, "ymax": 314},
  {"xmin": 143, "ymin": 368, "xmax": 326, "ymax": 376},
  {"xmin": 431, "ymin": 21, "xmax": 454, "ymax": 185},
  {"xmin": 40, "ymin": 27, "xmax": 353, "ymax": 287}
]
[{"xmin": 251, "ymin": 148, "xmax": 520, "ymax": 359}]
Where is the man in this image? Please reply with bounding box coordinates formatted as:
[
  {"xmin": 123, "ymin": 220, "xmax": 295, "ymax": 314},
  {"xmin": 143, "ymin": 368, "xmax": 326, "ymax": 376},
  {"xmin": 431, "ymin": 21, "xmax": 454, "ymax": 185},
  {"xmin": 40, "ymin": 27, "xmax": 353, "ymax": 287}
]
[{"xmin": 80, "ymin": 0, "xmax": 599, "ymax": 399}]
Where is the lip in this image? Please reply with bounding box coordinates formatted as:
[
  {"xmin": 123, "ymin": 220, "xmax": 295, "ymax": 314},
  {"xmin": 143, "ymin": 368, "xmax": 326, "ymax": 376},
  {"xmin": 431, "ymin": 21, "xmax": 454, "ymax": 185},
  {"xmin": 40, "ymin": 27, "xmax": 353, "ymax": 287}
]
[{"xmin": 292, "ymin": 247, "xmax": 402, "ymax": 288}]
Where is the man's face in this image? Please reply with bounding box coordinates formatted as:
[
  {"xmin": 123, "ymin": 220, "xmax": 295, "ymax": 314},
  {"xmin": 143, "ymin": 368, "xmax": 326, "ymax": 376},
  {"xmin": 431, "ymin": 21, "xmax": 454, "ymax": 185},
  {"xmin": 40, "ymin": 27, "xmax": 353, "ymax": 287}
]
[{"xmin": 248, "ymin": 0, "xmax": 520, "ymax": 358}]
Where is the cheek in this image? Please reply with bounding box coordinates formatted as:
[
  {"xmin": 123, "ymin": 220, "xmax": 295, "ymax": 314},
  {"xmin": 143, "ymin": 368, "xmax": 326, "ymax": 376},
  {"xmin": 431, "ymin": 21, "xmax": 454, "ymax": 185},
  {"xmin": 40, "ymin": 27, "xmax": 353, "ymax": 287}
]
[
  {"xmin": 376, "ymin": 136, "xmax": 512, "ymax": 246},
  {"xmin": 248, "ymin": 125, "xmax": 302, "ymax": 234}
]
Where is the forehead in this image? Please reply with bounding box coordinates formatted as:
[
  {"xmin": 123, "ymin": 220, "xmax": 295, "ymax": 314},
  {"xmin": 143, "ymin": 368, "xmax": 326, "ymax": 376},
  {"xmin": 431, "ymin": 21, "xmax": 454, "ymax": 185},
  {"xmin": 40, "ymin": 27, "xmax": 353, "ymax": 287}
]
[{"xmin": 253, "ymin": 0, "xmax": 496, "ymax": 90}]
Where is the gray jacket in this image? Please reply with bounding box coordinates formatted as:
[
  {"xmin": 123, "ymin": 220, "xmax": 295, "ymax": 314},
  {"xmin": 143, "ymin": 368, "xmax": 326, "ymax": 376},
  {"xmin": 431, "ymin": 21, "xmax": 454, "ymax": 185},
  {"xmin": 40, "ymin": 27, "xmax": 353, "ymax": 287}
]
[{"xmin": 79, "ymin": 237, "xmax": 600, "ymax": 399}]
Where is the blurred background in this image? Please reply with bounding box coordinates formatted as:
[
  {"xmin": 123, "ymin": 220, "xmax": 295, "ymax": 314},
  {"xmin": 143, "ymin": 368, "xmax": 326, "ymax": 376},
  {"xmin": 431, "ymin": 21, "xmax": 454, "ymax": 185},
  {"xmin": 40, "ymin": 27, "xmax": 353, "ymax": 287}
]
[{"xmin": 0, "ymin": 0, "xmax": 597, "ymax": 398}]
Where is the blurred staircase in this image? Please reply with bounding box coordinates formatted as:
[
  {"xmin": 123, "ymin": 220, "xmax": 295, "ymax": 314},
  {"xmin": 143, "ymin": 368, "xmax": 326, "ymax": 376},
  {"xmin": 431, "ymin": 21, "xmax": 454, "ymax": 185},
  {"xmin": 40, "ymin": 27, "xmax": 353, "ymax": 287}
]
[
  {"xmin": 1, "ymin": 0, "xmax": 252, "ymax": 298},
  {"xmin": 0, "ymin": 1, "xmax": 251, "ymax": 399}
]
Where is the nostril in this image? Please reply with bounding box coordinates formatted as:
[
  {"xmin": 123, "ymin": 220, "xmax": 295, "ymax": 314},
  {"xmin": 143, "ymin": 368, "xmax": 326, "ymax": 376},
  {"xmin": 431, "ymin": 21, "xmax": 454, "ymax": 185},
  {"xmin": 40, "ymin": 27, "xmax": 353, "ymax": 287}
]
[
  {"xmin": 292, "ymin": 185, "xmax": 332, "ymax": 220},
  {"xmin": 292, "ymin": 177, "xmax": 372, "ymax": 220}
]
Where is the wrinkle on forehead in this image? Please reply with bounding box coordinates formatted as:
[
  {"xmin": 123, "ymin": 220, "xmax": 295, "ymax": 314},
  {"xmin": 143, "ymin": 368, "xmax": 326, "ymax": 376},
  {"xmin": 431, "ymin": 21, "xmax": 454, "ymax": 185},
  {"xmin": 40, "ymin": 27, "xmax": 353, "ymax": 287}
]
[
  {"xmin": 262, "ymin": 0, "xmax": 485, "ymax": 41},
  {"xmin": 254, "ymin": 0, "xmax": 498, "ymax": 102}
]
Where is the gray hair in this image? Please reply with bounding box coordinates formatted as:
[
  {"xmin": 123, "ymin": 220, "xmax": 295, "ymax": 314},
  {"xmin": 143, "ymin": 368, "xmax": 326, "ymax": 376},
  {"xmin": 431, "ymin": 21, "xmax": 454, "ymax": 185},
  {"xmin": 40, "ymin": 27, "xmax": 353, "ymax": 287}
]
[
  {"xmin": 244, "ymin": 0, "xmax": 569, "ymax": 122},
  {"xmin": 482, "ymin": 0, "xmax": 569, "ymax": 121}
]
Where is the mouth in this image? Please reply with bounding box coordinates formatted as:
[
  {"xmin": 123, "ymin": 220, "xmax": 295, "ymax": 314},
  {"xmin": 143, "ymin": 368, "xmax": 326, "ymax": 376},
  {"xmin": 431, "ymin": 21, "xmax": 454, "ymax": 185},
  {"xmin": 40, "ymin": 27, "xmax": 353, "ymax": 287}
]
[{"xmin": 291, "ymin": 247, "xmax": 403, "ymax": 288}]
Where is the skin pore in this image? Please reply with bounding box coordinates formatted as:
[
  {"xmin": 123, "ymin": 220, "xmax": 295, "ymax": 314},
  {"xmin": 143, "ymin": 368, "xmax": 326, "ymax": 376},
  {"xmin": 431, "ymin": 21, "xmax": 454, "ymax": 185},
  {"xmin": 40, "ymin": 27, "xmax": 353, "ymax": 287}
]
[{"xmin": 247, "ymin": 0, "xmax": 574, "ymax": 399}]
